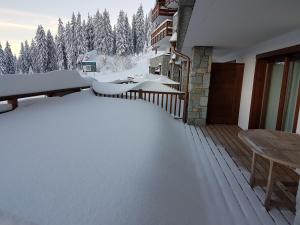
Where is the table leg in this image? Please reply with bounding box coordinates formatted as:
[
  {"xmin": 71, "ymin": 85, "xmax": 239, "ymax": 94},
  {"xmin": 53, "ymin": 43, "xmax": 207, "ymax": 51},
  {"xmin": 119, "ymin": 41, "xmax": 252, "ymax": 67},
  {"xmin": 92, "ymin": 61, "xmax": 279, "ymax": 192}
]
[
  {"xmin": 264, "ymin": 160, "xmax": 275, "ymax": 210},
  {"xmin": 250, "ymin": 152, "xmax": 257, "ymax": 187}
]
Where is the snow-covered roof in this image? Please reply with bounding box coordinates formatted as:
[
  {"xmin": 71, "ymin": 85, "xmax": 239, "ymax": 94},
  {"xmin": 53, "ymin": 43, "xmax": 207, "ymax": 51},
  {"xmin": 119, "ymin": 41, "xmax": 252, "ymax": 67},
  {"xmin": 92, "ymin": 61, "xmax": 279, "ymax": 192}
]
[
  {"xmin": 0, "ymin": 70, "xmax": 92, "ymax": 97},
  {"xmin": 83, "ymin": 50, "xmax": 98, "ymax": 62},
  {"xmin": 92, "ymin": 81, "xmax": 180, "ymax": 95}
]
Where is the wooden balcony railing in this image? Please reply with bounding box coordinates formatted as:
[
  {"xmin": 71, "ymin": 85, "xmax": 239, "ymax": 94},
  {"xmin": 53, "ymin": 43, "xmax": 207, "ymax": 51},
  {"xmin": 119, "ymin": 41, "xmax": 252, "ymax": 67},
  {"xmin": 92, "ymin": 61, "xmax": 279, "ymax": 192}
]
[
  {"xmin": 152, "ymin": 2, "xmax": 177, "ymax": 22},
  {"xmin": 94, "ymin": 89, "xmax": 186, "ymax": 120},
  {"xmin": 151, "ymin": 20, "xmax": 173, "ymax": 46}
]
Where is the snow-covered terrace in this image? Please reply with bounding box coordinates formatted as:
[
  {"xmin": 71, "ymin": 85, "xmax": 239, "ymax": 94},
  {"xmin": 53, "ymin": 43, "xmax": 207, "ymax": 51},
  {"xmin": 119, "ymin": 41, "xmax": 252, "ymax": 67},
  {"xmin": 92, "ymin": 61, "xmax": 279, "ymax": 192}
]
[{"xmin": 0, "ymin": 89, "xmax": 293, "ymax": 225}]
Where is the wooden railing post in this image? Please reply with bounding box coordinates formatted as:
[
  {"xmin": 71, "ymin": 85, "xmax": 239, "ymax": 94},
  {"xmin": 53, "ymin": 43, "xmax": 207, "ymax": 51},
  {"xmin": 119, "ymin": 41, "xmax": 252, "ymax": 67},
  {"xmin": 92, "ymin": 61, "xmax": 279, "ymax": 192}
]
[
  {"xmin": 183, "ymin": 92, "xmax": 189, "ymax": 123},
  {"xmin": 138, "ymin": 89, "xmax": 143, "ymax": 99}
]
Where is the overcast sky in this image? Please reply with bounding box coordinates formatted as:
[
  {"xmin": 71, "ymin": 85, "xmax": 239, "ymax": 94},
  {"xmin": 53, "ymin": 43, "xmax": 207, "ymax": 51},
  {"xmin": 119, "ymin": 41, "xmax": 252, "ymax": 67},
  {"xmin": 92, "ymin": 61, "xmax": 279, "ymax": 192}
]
[{"xmin": 0, "ymin": 0, "xmax": 153, "ymax": 55}]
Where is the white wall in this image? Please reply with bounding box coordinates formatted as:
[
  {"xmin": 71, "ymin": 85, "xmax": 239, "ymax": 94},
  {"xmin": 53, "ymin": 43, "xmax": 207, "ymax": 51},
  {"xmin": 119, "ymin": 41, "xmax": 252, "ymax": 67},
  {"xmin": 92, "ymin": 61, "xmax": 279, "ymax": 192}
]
[{"xmin": 213, "ymin": 29, "xmax": 300, "ymax": 131}]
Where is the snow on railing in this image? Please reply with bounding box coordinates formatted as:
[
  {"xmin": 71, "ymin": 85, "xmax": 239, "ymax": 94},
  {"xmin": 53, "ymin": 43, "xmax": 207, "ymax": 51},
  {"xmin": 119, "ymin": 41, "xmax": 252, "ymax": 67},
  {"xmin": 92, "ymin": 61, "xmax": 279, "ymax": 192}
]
[{"xmin": 93, "ymin": 88, "xmax": 185, "ymax": 120}]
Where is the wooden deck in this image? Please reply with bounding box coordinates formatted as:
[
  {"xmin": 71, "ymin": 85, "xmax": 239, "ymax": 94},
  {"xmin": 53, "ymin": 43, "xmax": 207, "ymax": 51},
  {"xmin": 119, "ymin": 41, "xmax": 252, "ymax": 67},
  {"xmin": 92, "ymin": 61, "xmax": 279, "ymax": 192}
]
[{"xmin": 200, "ymin": 125, "xmax": 299, "ymax": 224}]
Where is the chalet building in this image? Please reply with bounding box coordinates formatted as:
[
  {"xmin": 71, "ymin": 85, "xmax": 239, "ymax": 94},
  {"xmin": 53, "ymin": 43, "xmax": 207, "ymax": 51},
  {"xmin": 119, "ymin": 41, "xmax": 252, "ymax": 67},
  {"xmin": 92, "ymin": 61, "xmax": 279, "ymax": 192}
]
[
  {"xmin": 171, "ymin": 0, "xmax": 300, "ymax": 222},
  {"xmin": 149, "ymin": 0, "xmax": 182, "ymax": 82}
]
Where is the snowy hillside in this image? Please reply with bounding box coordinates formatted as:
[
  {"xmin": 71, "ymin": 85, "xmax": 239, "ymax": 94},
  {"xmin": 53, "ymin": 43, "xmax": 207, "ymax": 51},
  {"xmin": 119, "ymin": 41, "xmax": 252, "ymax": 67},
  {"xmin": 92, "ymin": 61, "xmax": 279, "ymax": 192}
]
[{"xmin": 80, "ymin": 51, "xmax": 156, "ymax": 82}]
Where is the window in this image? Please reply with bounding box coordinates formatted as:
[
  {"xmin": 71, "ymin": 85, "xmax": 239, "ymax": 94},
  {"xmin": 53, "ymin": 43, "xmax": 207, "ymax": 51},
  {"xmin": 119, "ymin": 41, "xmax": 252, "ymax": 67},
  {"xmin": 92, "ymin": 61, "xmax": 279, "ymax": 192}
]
[{"xmin": 250, "ymin": 46, "xmax": 300, "ymax": 133}]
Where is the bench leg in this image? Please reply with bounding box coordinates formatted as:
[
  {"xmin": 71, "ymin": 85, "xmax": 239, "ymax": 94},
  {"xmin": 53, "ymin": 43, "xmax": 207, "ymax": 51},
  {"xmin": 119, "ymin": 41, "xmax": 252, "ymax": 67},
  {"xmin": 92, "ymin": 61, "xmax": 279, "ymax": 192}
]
[
  {"xmin": 250, "ymin": 152, "xmax": 257, "ymax": 187},
  {"xmin": 264, "ymin": 160, "xmax": 275, "ymax": 210}
]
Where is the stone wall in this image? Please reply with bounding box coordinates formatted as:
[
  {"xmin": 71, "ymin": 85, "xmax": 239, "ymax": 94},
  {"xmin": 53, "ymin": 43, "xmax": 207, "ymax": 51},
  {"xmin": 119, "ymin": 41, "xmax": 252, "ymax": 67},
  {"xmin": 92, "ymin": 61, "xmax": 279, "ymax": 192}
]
[
  {"xmin": 149, "ymin": 54, "xmax": 171, "ymax": 76},
  {"xmin": 187, "ymin": 46, "xmax": 212, "ymax": 125}
]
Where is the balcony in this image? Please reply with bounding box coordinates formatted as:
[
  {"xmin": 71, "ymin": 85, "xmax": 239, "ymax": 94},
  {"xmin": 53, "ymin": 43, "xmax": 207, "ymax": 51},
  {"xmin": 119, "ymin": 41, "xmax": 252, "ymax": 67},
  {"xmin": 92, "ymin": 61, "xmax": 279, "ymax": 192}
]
[
  {"xmin": 151, "ymin": 19, "xmax": 173, "ymax": 48},
  {"xmin": 152, "ymin": 0, "xmax": 178, "ymax": 23}
]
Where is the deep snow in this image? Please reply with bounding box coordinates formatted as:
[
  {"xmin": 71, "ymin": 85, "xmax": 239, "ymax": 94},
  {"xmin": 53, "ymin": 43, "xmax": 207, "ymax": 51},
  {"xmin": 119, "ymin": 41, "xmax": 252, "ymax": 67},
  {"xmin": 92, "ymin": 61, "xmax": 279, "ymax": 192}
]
[
  {"xmin": 0, "ymin": 91, "xmax": 203, "ymax": 225},
  {"xmin": 0, "ymin": 91, "xmax": 279, "ymax": 225}
]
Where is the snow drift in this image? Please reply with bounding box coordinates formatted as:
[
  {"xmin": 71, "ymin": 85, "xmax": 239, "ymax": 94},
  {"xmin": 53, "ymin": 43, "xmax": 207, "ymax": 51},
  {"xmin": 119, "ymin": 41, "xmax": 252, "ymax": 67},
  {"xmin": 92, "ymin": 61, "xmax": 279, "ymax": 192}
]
[{"xmin": 0, "ymin": 91, "xmax": 202, "ymax": 225}]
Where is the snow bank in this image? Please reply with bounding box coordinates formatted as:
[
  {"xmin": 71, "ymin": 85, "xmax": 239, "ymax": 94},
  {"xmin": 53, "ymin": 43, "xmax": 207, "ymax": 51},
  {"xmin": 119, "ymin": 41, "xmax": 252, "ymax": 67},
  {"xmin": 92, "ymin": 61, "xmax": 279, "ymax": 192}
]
[
  {"xmin": 0, "ymin": 70, "xmax": 92, "ymax": 97},
  {"xmin": 92, "ymin": 81, "xmax": 180, "ymax": 95}
]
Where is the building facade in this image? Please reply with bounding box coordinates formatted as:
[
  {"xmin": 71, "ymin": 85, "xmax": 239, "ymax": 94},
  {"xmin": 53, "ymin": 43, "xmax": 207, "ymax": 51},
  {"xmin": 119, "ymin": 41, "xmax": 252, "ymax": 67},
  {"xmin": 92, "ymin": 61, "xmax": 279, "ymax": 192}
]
[
  {"xmin": 149, "ymin": 0, "xmax": 179, "ymax": 78},
  {"xmin": 173, "ymin": 0, "xmax": 300, "ymax": 223}
]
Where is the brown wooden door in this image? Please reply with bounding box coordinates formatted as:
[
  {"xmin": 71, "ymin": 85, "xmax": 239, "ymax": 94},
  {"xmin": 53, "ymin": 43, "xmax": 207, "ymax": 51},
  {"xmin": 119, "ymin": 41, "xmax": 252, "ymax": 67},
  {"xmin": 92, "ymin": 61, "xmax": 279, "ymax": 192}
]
[{"xmin": 207, "ymin": 63, "xmax": 244, "ymax": 124}]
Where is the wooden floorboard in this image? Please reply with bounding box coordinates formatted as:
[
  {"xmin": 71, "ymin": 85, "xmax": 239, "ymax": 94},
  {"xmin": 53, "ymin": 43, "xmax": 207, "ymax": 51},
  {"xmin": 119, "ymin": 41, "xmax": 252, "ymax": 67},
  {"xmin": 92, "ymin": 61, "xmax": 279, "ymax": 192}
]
[{"xmin": 202, "ymin": 125, "xmax": 299, "ymax": 224}]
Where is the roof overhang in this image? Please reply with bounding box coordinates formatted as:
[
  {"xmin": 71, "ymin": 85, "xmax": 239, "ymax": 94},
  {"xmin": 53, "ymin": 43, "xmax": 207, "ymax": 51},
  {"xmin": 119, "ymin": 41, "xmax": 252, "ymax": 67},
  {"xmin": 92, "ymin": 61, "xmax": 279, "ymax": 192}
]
[{"xmin": 181, "ymin": 0, "xmax": 300, "ymax": 55}]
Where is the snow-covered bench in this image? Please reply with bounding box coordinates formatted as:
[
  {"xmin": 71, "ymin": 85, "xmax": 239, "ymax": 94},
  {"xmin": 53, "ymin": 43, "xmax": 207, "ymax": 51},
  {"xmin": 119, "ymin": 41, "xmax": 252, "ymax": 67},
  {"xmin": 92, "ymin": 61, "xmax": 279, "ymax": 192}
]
[{"xmin": 0, "ymin": 70, "xmax": 92, "ymax": 111}]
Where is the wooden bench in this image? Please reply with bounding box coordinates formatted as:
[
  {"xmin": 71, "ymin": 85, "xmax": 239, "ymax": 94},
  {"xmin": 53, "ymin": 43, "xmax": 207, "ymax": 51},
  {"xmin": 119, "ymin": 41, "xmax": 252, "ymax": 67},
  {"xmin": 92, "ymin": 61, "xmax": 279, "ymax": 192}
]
[
  {"xmin": 239, "ymin": 129, "xmax": 300, "ymax": 210},
  {"xmin": 0, "ymin": 87, "xmax": 90, "ymax": 110},
  {"xmin": 0, "ymin": 71, "xmax": 92, "ymax": 112}
]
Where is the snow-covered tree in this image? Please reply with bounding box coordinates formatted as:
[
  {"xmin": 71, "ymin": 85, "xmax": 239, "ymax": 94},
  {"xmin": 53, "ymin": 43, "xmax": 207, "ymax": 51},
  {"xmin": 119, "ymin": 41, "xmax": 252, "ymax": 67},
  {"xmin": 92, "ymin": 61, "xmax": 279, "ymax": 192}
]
[
  {"xmin": 144, "ymin": 12, "xmax": 153, "ymax": 48},
  {"xmin": 76, "ymin": 12, "xmax": 87, "ymax": 56},
  {"xmin": 86, "ymin": 14, "xmax": 95, "ymax": 51},
  {"xmin": 24, "ymin": 41, "xmax": 31, "ymax": 73},
  {"xmin": 4, "ymin": 42, "xmax": 15, "ymax": 74},
  {"xmin": 135, "ymin": 5, "xmax": 145, "ymax": 54},
  {"xmin": 131, "ymin": 14, "xmax": 137, "ymax": 54},
  {"xmin": 94, "ymin": 10, "xmax": 103, "ymax": 53},
  {"xmin": 19, "ymin": 42, "xmax": 31, "ymax": 74},
  {"xmin": 0, "ymin": 43, "xmax": 5, "ymax": 75},
  {"xmin": 116, "ymin": 11, "xmax": 132, "ymax": 56},
  {"xmin": 100, "ymin": 9, "xmax": 114, "ymax": 55},
  {"xmin": 30, "ymin": 39, "xmax": 38, "ymax": 73},
  {"xmin": 46, "ymin": 30, "xmax": 58, "ymax": 71},
  {"xmin": 35, "ymin": 25, "xmax": 48, "ymax": 73},
  {"xmin": 112, "ymin": 25, "xmax": 117, "ymax": 55},
  {"xmin": 65, "ymin": 21, "xmax": 77, "ymax": 69},
  {"xmin": 80, "ymin": 19, "xmax": 88, "ymax": 55},
  {"xmin": 56, "ymin": 18, "xmax": 68, "ymax": 70},
  {"xmin": 14, "ymin": 55, "xmax": 19, "ymax": 74},
  {"xmin": 19, "ymin": 42, "xmax": 26, "ymax": 73}
]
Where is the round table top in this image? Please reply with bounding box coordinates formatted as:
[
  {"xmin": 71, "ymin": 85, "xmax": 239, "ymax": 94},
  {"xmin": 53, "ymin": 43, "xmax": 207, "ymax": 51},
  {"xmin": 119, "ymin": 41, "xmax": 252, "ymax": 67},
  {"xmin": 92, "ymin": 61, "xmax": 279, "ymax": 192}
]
[{"xmin": 238, "ymin": 129, "xmax": 300, "ymax": 168}]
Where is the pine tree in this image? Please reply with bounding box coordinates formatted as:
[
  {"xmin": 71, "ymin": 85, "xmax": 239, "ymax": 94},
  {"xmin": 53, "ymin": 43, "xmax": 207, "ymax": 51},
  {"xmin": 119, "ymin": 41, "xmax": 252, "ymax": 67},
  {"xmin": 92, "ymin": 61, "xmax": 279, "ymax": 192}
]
[
  {"xmin": 86, "ymin": 14, "xmax": 95, "ymax": 51},
  {"xmin": 94, "ymin": 10, "xmax": 103, "ymax": 54},
  {"xmin": 132, "ymin": 14, "xmax": 137, "ymax": 54},
  {"xmin": 56, "ymin": 18, "xmax": 68, "ymax": 70},
  {"xmin": 19, "ymin": 42, "xmax": 31, "ymax": 74},
  {"xmin": 0, "ymin": 43, "xmax": 5, "ymax": 75},
  {"xmin": 35, "ymin": 25, "xmax": 48, "ymax": 73},
  {"xmin": 76, "ymin": 12, "xmax": 87, "ymax": 56},
  {"xmin": 30, "ymin": 39, "xmax": 38, "ymax": 73},
  {"xmin": 101, "ymin": 9, "xmax": 114, "ymax": 55},
  {"xmin": 112, "ymin": 25, "xmax": 117, "ymax": 55},
  {"xmin": 70, "ymin": 12, "xmax": 79, "ymax": 68},
  {"xmin": 65, "ymin": 20, "xmax": 77, "ymax": 69},
  {"xmin": 135, "ymin": 5, "xmax": 145, "ymax": 54},
  {"xmin": 144, "ymin": 12, "xmax": 153, "ymax": 48},
  {"xmin": 4, "ymin": 42, "xmax": 15, "ymax": 74},
  {"xmin": 14, "ymin": 55, "xmax": 19, "ymax": 74},
  {"xmin": 116, "ymin": 11, "xmax": 132, "ymax": 56},
  {"xmin": 80, "ymin": 19, "xmax": 88, "ymax": 54},
  {"xmin": 46, "ymin": 30, "xmax": 58, "ymax": 71},
  {"xmin": 19, "ymin": 42, "xmax": 26, "ymax": 73},
  {"xmin": 23, "ymin": 41, "xmax": 31, "ymax": 74}
]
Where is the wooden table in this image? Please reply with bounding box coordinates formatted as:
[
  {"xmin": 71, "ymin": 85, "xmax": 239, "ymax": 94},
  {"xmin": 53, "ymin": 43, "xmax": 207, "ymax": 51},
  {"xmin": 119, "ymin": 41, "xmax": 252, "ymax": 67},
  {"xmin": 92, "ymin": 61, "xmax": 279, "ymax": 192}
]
[{"xmin": 238, "ymin": 129, "xmax": 300, "ymax": 210}]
